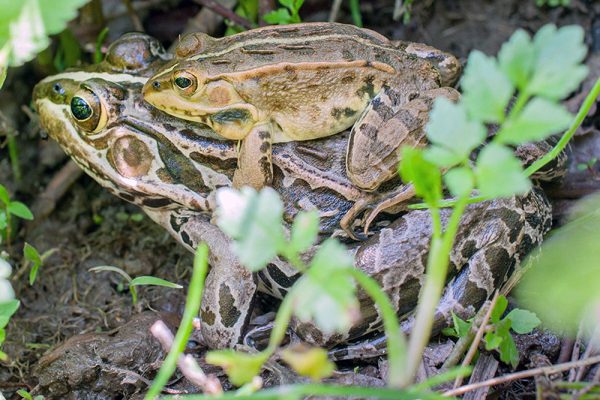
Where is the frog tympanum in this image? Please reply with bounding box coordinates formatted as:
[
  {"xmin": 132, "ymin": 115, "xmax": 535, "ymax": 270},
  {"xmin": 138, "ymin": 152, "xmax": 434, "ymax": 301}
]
[{"xmin": 34, "ymin": 33, "xmax": 554, "ymax": 356}]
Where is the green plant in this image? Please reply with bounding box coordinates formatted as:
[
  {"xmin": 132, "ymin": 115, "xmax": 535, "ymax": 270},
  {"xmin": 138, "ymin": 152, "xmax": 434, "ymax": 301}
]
[
  {"xmin": 16, "ymin": 389, "xmax": 44, "ymax": 400},
  {"xmin": 0, "ymin": 0, "xmax": 90, "ymax": 88},
  {"xmin": 89, "ymin": 266, "xmax": 182, "ymax": 305},
  {"xmin": 263, "ymin": 0, "xmax": 304, "ymax": 25},
  {"xmin": 0, "ymin": 184, "xmax": 33, "ymax": 246},
  {"xmin": 536, "ymin": 0, "xmax": 570, "ymax": 7}
]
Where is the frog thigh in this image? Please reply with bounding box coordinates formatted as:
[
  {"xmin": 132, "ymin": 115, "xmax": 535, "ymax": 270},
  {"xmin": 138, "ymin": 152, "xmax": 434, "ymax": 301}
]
[
  {"xmin": 346, "ymin": 86, "xmax": 459, "ymax": 191},
  {"xmin": 232, "ymin": 122, "xmax": 274, "ymax": 190}
]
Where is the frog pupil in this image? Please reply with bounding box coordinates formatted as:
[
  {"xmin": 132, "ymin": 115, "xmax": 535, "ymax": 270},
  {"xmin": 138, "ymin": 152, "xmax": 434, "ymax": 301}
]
[
  {"xmin": 174, "ymin": 76, "xmax": 192, "ymax": 89},
  {"xmin": 71, "ymin": 96, "xmax": 92, "ymax": 120}
]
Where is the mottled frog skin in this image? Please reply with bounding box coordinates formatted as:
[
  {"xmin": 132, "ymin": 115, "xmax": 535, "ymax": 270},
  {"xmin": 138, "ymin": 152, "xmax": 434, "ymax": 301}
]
[
  {"xmin": 142, "ymin": 23, "xmax": 460, "ymax": 209},
  {"xmin": 34, "ymin": 33, "xmax": 553, "ymax": 356}
]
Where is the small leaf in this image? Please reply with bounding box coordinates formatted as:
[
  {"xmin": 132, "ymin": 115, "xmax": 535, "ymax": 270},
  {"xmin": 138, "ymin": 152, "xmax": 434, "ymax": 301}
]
[
  {"xmin": 527, "ymin": 24, "xmax": 588, "ymax": 100},
  {"xmin": 476, "ymin": 144, "xmax": 531, "ymax": 198},
  {"xmin": 289, "ymin": 210, "xmax": 319, "ymax": 255},
  {"xmin": 462, "ymin": 50, "xmax": 514, "ymax": 123},
  {"xmin": 498, "ymin": 29, "xmax": 534, "ymax": 90},
  {"xmin": 496, "ymin": 98, "xmax": 573, "ymax": 145},
  {"xmin": 484, "ymin": 331, "xmax": 503, "ymax": 350},
  {"xmin": 444, "ymin": 167, "xmax": 475, "ymax": 197},
  {"xmin": 424, "ymin": 145, "xmax": 463, "ymax": 168},
  {"xmin": 24, "ymin": 243, "xmax": 42, "ymax": 286},
  {"xmin": 0, "ymin": 212, "xmax": 7, "ymax": 230},
  {"xmin": 498, "ymin": 333, "xmax": 519, "ymax": 368},
  {"xmin": 280, "ymin": 345, "xmax": 335, "ymax": 381},
  {"xmin": 490, "ymin": 295, "xmax": 509, "ymax": 324},
  {"xmin": 399, "ymin": 147, "xmax": 442, "ymax": 206},
  {"xmin": 215, "ymin": 187, "xmax": 286, "ymax": 271},
  {"xmin": 0, "ymin": 299, "xmax": 20, "ymax": 329},
  {"xmin": 0, "ymin": 184, "xmax": 9, "ymax": 205},
  {"xmin": 293, "ymin": 239, "xmax": 358, "ymax": 334},
  {"xmin": 8, "ymin": 201, "xmax": 33, "ymax": 220},
  {"xmin": 425, "ymin": 97, "xmax": 487, "ymax": 163},
  {"xmin": 89, "ymin": 265, "xmax": 132, "ymax": 282},
  {"xmin": 263, "ymin": 8, "xmax": 291, "ymax": 24},
  {"xmin": 506, "ymin": 309, "xmax": 541, "ymax": 334},
  {"xmin": 206, "ymin": 350, "xmax": 268, "ymax": 387},
  {"xmin": 130, "ymin": 276, "xmax": 183, "ymax": 289}
]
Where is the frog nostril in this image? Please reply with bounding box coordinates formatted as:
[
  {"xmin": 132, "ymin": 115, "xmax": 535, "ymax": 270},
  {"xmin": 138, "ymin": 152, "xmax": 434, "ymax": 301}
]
[
  {"xmin": 52, "ymin": 83, "xmax": 65, "ymax": 95},
  {"xmin": 152, "ymin": 81, "xmax": 161, "ymax": 89}
]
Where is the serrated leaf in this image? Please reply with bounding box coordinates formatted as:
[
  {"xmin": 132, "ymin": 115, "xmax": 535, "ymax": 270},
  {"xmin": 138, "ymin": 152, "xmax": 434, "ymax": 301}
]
[
  {"xmin": 215, "ymin": 187, "xmax": 286, "ymax": 271},
  {"xmin": 462, "ymin": 50, "xmax": 514, "ymax": 123},
  {"xmin": 499, "ymin": 29, "xmax": 534, "ymax": 89},
  {"xmin": 130, "ymin": 276, "xmax": 183, "ymax": 289},
  {"xmin": 527, "ymin": 24, "xmax": 588, "ymax": 100},
  {"xmin": 506, "ymin": 309, "xmax": 541, "ymax": 334},
  {"xmin": 24, "ymin": 243, "xmax": 42, "ymax": 285},
  {"xmin": 280, "ymin": 345, "xmax": 335, "ymax": 381},
  {"xmin": 8, "ymin": 201, "xmax": 33, "ymax": 220},
  {"xmin": 289, "ymin": 211, "xmax": 319, "ymax": 255},
  {"xmin": 490, "ymin": 295, "xmax": 509, "ymax": 323},
  {"xmin": 293, "ymin": 239, "xmax": 358, "ymax": 334},
  {"xmin": 0, "ymin": 299, "xmax": 20, "ymax": 329},
  {"xmin": 444, "ymin": 167, "xmax": 475, "ymax": 197},
  {"xmin": 0, "ymin": 185, "xmax": 9, "ymax": 205},
  {"xmin": 206, "ymin": 349, "xmax": 268, "ymax": 387},
  {"xmin": 399, "ymin": 146, "xmax": 442, "ymax": 205},
  {"xmin": 497, "ymin": 98, "xmax": 573, "ymax": 145},
  {"xmin": 476, "ymin": 144, "xmax": 531, "ymax": 198},
  {"xmin": 425, "ymin": 97, "xmax": 487, "ymax": 162}
]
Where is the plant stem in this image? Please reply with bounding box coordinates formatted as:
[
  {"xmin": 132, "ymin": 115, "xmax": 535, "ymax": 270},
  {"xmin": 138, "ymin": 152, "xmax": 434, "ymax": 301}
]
[
  {"xmin": 167, "ymin": 383, "xmax": 452, "ymax": 400},
  {"xmin": 525, "ymin": 77, "xmax": 600, "ymax": 177},
  {"xmin": 348, "ymin": 0, "xmax": 363, "ymax": 27},
  {"xmin": 347, "ymin": 268, "xmax": 407, "ymax": 388},
  {"xmin": 264, "ymin": 291, "xmax": 293, "ymax": 355},
  {"xmin": 402, "ymin": 196, "xmax": 469, "ymax": 386},
  {"xmin": 145, "ymin": 243, "xmax": 209, "ymax": 400},
  {"xmin": 7, "ymin": 135, "xmax": 20, "ymax": 182}
]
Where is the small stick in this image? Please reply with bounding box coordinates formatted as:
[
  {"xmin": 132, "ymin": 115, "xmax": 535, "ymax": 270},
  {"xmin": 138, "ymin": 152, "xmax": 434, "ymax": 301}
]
[
  {"xmin": 194, "ymin": 0, "xmax": 253, "ymax": 29},
  {"xmin": 329, "ymin": 0, "xmax": 342, "ymax": 22},
  {"xmin": 444, "ymin": 354, "xmax": 600, "ymax": 397},
  {"xmin": 150, "ymin": 320, "xmax": 223, "ymax": 395},
  {"xmin": 123, "ymin": 0, "xmax": 144, "ymax": 31},
  {"xmin": 453, "ymin": 291, "xmax": 500, "ymax": 389}
]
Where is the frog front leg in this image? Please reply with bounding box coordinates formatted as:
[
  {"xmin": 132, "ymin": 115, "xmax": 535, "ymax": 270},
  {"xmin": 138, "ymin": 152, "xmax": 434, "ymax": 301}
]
[
  {"xmin": 346, "ymin": 86, "xmax": 460, "ymax": 191},
  {"xmin": 145, "ymin": 209, "xmax": 257, "ymax": 348},
  {"xmin": 231, "ymin": 122, "xmax": 274, "ymax": 190}
]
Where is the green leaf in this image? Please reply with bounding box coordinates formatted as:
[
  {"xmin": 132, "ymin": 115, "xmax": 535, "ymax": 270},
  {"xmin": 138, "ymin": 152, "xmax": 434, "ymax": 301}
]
[
  {"xmin": 289, "ymin": 210, "xmax": 319, "ymax": 255},
  {"xmin": 498, "ymin": 29, "xmax": 534, "ymax": 90},
  {"xmin": 506, "ymin": 309, "xmax": 541, "ymax": 334},
  {"xmin": 8, "ymin": 201, "xmax": 33, "ymax": 220},
  {"xmin": 462, "ymin": 50, "xmax": 514, "ymax": 123},
  {"xmin": 498, "ymin": 332, "xmax": 519, "ymax": 368},
  {"xmin": 206, "ymin": 349, "xmax": 268, "ymax": 387},
  {"xmin": 475, "ymin": 143, "xmax": 531, "ymax": 198},
  {"xmin": 484, "ymin": 331, "xmax": 503, "ymax": 350},
  {"xmin": 130, "ymin": 276, "xmax": 183, "ymax": 289},
  {"xmin": 280, "ymin": 345, "xmax": 335, "ymax": 381},
  {"xmin": 496, "ymin": 98, "xmax": 573, "ymax": 145},
  {"xmin": 399, "ymin": 147, "xmax": 442, "ymax": 205},
  {"xmin": 424, "ymin": 145, "xmax": 463, "ymax": 168},
  {"xmin": 263, "ymin": 8, "xmax": 292, "ymax": 24},
  {"xmin": 89, "ymin": 265, "xmax": 132, "ymax": 282},
  {"xmin": 0, "ymin": 212, "xmax": 6, "ymax": 230},
  {"xmin": 444, "ymin": 311, "xmax": 472, "ymax": 338},
  {"xmin": 293, "ymin": 239, "xmax": 358, "ymax": 334},
  {"xmin": 0, "ymin": 184, "xmax": 9, "ymax": 205},
  {"xmin": 425, "ymin": 97, "xmax": 487, "ymax": 164},
  {"xmin": 527, "ymin": 24, "xmax": 588, "ymax": 100},
  {"xmin": 444, "ymin": 167, "xmax": 475, "ymax": 198},
  {"xmin": 490, "ymin": 295, "xmax": 509, "ymax": 324},
  {"xmin": 24, "ymin": 243, "xmax": 42, "ymax": 285},
  {"xmin": 0, "ymin": 299, "xmax": 20, "ymax": 329},
  {"xmin": 215, "ymin": 187, "xmax": 286, "ymax": 271}
]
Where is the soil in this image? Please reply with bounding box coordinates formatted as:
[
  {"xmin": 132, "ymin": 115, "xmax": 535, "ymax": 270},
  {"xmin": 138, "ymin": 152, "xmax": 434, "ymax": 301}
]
[{"xmin": 1, "ymin": 0, "xmax": 599, "ymax": 398}]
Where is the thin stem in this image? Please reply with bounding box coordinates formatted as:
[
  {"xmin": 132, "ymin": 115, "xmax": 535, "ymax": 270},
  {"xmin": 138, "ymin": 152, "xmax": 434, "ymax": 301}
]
[
  {"xmin": 348, "ymin": 0, "xmax": 363, "ymax": 27},
  {"xmin": 264, "ymin": 292, "xmax": 294, "ymax": 355},
  {"xmin": 347, "ymin": 268, "xmax": 407, "ymax": 388},
  {"xmin": 166, "ymin": 383, "xmax": 452, "ymax": 400},
  {"xmin": 7, "ymin": 134, "xmax": 20, "ymax": 182},
  {"xmin": 145, "ymin": 244, "xmax": 209, "ymax": 400},
  {"xmin": 402, "ymin": 195, "xmax": 469, "ymax": 386}
]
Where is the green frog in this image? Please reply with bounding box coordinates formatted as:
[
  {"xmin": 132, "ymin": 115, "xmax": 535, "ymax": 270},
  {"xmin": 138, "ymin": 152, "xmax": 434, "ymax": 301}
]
[
  {"xmin": 142, "ymin": 22, "xmax": 461, "ymax": 221},
  {"xmin": 33, "ymin": 33, "xmax": 553, "ymax": 355}
]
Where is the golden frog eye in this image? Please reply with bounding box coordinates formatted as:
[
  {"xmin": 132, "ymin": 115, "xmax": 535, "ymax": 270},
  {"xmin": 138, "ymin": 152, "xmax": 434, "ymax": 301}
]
[
  {"xmin": 172, "ymin": 70, "xmax": 198, "ymax": 96},
  {"xmin": 70, "ymin": 88, "xmax": 107, "ymax": 133}
]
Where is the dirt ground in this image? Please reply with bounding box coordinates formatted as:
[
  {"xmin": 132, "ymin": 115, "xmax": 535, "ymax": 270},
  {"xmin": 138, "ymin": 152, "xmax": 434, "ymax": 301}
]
[{"xmin": 1, "ymin": 0, "xmax": 599, "ymax": 398}]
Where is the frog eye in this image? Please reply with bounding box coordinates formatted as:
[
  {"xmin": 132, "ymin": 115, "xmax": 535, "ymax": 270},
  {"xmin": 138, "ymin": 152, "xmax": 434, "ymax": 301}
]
[
  {"xmin": 70, "ymin": 88, "xmax": 107, "ymax": 133},
  {"xmin": 172, "ymin": 71, "xmax": 198, "ymax": 95}
]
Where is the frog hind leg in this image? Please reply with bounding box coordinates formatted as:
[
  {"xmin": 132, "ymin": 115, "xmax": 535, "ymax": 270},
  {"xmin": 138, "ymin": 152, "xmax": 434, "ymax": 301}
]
[
  {"xmin": 232, "ymin": 122, "xmax": 274, "ymax": 190},
  {"xmin": 347, "ymin": 86, "xmax": 459, "ymax": 191}
]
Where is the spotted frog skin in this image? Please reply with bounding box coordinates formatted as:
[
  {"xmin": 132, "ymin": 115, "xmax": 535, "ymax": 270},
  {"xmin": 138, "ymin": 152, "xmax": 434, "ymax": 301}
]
[
  {"xmin": 34, "ymin": 33, "xmax": 554, "ymax": 355},
  {"xmin": 142, "ymin": 23, "xmax": 460, "ymax": 211}
]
